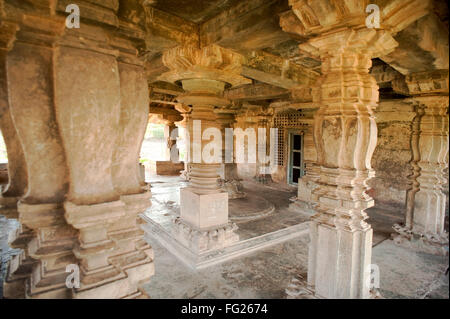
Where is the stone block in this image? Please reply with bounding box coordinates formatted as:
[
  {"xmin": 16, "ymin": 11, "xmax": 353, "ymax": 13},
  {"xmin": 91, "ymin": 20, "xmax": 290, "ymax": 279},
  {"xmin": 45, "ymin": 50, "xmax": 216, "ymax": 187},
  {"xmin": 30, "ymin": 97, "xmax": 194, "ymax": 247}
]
[
  {"xmin": 150, "ymin": 160, "xmax": 184, "ymax": 176},
  {"xmin": 180, "ymin": 187, "xmax": 228, "ymax": 230}
]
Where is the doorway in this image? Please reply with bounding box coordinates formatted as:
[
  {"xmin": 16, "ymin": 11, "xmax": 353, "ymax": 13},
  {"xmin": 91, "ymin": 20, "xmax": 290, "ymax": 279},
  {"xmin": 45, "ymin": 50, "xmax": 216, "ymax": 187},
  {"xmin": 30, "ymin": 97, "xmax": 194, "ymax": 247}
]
[{"xmin": 287, "ymin": 132, "xmax": 304, "ymax": 185}]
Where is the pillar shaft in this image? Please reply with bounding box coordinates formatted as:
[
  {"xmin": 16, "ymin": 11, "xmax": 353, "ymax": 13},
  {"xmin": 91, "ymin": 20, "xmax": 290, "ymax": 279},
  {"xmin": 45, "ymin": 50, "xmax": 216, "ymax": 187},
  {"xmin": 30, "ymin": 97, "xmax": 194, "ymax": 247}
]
[{"xmin": 0, "ymin": 19, "xmax": 35, "ymax": 299}]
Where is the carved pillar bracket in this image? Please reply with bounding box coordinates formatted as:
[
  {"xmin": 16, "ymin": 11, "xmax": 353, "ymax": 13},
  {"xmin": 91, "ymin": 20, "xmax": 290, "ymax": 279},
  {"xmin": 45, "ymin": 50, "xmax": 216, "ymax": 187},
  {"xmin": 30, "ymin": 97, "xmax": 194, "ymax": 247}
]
[
  {"xmin": 159, "ymin": 45, "xmax": 249, "ymax": 252},
  {"xmin": 394, "ymin": 70, "xmax": 449, "ymax": 254}
]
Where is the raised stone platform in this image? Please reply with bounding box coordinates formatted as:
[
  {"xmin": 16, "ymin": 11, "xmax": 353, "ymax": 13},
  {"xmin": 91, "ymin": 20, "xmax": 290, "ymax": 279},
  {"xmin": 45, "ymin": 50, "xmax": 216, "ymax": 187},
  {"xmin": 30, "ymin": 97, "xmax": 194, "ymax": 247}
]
[
  {"xmin": 229, "ymin": 193, "xmax": 274, "ymax": 222},
  {"xmin": 141, "ymin": 214, "xmax": 309, "ymax": 269},
  {"xmin": 141, "ymin": 176, "xmax": 310, "ymax": 269}
]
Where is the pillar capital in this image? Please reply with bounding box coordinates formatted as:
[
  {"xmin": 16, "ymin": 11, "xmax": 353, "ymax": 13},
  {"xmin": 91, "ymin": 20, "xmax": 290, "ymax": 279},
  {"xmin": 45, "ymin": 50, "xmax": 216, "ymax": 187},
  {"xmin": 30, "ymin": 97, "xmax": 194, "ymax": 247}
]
[
  {"xmin": 159, "ymin": 44, "xmax": 251, "ymax": 89},
  {"xmin": 300, "ymin": 28, "xmax": 398, "ymax": 63},
  {"xmin": 282, "ymin": 0, "xmax": 431, "ymax": 38}
]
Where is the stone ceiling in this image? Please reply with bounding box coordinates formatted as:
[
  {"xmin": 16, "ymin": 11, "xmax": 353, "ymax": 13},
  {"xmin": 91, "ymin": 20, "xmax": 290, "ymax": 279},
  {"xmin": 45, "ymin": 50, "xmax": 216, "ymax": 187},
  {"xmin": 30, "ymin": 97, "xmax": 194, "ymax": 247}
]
[
  {"xmin": 143, "ymin": 0, "xmax": 448, "ymax": 108},
  {"xmin": 150, "ymin": 0, "xmax": 242, "ymax": 24}
]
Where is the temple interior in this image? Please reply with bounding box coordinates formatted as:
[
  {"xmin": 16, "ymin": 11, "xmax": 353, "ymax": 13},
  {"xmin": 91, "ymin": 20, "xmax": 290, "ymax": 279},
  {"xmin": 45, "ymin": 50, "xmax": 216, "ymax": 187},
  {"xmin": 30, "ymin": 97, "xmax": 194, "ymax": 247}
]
[{"xmin": 0, "ymin": 0, "xmax": 449, "ymax": 299}]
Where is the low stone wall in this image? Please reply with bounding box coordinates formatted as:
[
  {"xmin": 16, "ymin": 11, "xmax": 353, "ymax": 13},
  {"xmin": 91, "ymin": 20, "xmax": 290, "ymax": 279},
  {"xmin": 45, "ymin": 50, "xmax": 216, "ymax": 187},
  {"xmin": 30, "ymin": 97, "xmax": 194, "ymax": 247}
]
[{"xmin": 149, "ymin": 160, "xmax": 184, "ymax": 176}]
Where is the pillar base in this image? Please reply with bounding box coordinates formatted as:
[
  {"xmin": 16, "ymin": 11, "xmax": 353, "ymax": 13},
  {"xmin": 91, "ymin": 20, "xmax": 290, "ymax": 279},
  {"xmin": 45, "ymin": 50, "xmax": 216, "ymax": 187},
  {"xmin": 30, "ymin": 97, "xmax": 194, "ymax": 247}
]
[
  {"xmin": 288, "ymin": 198, "xmax": 316, "ymax": 216},
  {"xmin": 285, "ymin": 274, "xmax": 383, "ymax": 299},
  {"xmin": 180, "ymin": 187, "xmax": 229, "ymax": 229},
  {"xmin": 288, "ymin": 179, "xmax": 318, "ymax": 216},
  {"xmin": 65, "ymin": 196, "xmax": 154, "ymax": 299},
  {"xmin": 2, "ymin": 251, "xmax": 35, "ymax": 299},
  {"xmin": 392, "ymin": 224, "xmax": 449, "ymax": 256},
  {"xmin": 254, "ymin": 174, "xmax": 273, "ymax": 185},
  {"xmin": 172, "ymin": 217, "xmax": 239, "ymax": 253},
  {"xmin": 308, "ymin": 221, "xmax": 373, "ymax": 299}
]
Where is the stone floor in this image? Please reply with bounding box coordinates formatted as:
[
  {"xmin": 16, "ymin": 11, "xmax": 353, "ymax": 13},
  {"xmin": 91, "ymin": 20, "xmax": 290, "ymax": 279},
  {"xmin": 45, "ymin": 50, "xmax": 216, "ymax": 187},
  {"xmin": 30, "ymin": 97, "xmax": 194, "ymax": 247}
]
[
  {"xmin": 140, "ymin": 175, "xmax": 449, "ymax": 299},
  {"xmin": 142, "ymin": 232, "xmax": 449, "ymax": 299}
]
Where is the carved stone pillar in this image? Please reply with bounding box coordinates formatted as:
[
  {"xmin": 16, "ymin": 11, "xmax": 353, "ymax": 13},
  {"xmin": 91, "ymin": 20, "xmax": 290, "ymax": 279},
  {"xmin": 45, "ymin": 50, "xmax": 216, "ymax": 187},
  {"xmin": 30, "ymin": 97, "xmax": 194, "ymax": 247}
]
[
  {"xmin": 2, "ymin": 0, "xmax": 153, "ymax": 299},
  {"xmin": 165, "ymin": 122, "xmax": 179, "ymax": 162},
  {"xmin": 4, "ymin": 12, "xmax": 78, "ymax": 298},
  {"xmin": 159, "ymin": 45, "xmax": 250, "ymax": 253},
  {"xmin": 278, "ymin": 0, "xmax": 428, "ymax": 298},
  {"xmin": 215, "ymin": 108, "xmax": 245, "ymax": 199},
  {"xmin": 56, "ymin": 12, "xmax": 153, "ymax": 298},
  {"xmin": 299, "ymin": 28, "xmax": 398, "ymax": 299},
  {"xmin": 0, "ymin": 18, "xmax": 35, "ymax": 299},
  {"xmin": 394, "ymin": 70, "xmax": 449, "ymax": 254}
]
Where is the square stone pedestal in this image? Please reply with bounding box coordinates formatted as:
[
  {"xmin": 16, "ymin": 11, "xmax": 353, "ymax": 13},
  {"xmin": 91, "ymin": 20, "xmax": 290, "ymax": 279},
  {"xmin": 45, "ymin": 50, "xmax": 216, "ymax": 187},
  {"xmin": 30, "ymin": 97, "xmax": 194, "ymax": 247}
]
[{"xmin": 180, "ymin": 188, "xmax": 228, "ymax": 230}]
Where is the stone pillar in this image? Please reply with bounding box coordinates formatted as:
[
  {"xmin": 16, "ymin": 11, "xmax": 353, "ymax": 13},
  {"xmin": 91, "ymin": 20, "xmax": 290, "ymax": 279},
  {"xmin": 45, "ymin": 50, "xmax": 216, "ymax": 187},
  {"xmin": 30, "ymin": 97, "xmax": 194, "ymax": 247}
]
[
  {"xmin": 299, "ymin": 28, "xmax": 398, "ymax": 299},
  {"xmin": 0, "ymin": 18, "xmax": 35, "ymax": 299},
  {"xmin": 255, "ymin": 108, "xmax": 274, "ymax": 184},
  {"xmin": 394, "ymin": 70, "xmax": 449, "ymax": 254},
  {"xmin": 2, "ymin": 0, "xmax": 153, "ymax": 298},
  {"xmin": 215, "ymin": 109, "xmax": 245, "ymax": 199},
  {"xmin": 159, "ymin": 45, "xmax": 251, "ymax": 253},
  {"xmin": 165, "ymin": 122, "xmax": 179, "ymax": 162},
  {"xmin": 5, "ymin": 12, "xmax": 78, "ymax": 298},
  {"xmin": 55, "ymin": 14, "xmax": 153, "ymax": 298},
  {"xmin": 175, "ymin": 103, "xmax": 192, "ymax": 180},
  {"xmin": 369, "ymin": 99, "xmax": 416, "ymax": 212}
]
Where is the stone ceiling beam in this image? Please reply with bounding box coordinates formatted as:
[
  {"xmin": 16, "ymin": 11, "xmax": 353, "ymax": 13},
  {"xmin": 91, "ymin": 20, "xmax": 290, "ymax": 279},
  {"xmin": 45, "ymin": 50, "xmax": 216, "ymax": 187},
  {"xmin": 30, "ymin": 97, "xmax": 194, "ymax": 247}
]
[
  {"xmin": 224, "ymin": 82, "xmax": 289, "ymax": 101},
  {"xmin": 380, "ymin": 12, "xmax": 449, "ymax": 75},
  {"xmin": 242, "ymin": 50, "xmax": 320, "ymax": 89},
  {"xmin": 199, "ymin": 0, "xmax": 291, "ymax": 51},
  {"xmin": 141, "ymin": 6, "xmax": 199, "ymax": 55}
]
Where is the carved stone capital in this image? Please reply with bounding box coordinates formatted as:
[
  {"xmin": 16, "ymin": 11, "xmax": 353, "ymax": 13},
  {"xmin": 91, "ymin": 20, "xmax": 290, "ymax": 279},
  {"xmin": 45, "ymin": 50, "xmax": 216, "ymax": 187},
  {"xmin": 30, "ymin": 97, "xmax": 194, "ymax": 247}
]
[
  {"xmin": 299, "ymin": 28, "xmax": 398, "ymax": 61},
  {"xmin": 283, "ymin": 0, "xmax": 432, "ymax": 37},
  {"xmin": 159, "ymin": 44, "xmax": 251, "ymax": 87}
]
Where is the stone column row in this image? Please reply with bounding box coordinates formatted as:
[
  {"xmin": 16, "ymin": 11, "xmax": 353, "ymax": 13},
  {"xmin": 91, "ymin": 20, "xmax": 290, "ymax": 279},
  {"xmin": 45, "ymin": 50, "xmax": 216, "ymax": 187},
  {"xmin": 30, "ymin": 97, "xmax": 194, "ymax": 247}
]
[{"xmin": 394, "ymin": 70, "xmax": 449, "ymax": 253}]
